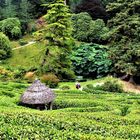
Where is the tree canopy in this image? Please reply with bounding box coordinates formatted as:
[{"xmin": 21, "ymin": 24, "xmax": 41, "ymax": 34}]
[
  {"xmin": 41, "ymin": 0, "xmax": 75, "ymax": 79},
  {"xmin": 71, "ymin": 12, "xmax": 109, "ymax": 44},
  {"xmin": 71, "ymin": 43, "xmax": 112, "ymax": 78},
  {"xmin": 107, "ymin": 0, "xmax": 140, "ymax": 80}
]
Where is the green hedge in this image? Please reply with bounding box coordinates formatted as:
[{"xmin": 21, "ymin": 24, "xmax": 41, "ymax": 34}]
[{"xmin": 0, "ymin": 82, "xmax": 140, "ymax": 139}]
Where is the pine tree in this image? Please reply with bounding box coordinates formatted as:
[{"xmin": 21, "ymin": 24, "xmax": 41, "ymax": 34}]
[
  {"xmin": 19, "ymin": 0, "xmax": 32, "ymax": 24},
  {"xmin": 1, "ymin": 0, "xmax": 17, "ymax": 18},
  {"xmin": 107, "ymin": 0, "xmax": 140, "ymax": 82},
  {"xmin": 42, "ymin": 0, "xmax": 75, "ymax": 79}
]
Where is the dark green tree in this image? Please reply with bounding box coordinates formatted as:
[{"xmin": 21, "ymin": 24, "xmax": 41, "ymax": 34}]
[
  {"xmin": 71, "ymin": 12, "xmax": 109, "ymax": 44},
  {"xmin": 41, "ymin": 0, "xmax": 75, "ymax": 79},
  {"xmin": 1, "ymin": 0, "xmax": 17, "ymax": 18},
  {"xmin": 71, "ymin": 43, "xmax": 112, "ymax": 78},
  {"xmin": 107, "ymin": 0, "xmax": 140, "ymax": 82},
  {"xmin": 19, "ymin": 0, "xmax": 32, "ymax": 24}
]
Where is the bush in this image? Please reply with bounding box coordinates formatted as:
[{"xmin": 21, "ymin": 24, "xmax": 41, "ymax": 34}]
[
  {"xmin": 71, "ymin": 43, "xmax": 112, "ymax": 78},
  {"xmin": 60, "ymin": 85, "xmax": 70, "ymax": 90},
  {"xmin": 101, "ymin": 79, "xmax": 124, "ymax": 93},
  {"xmin": 0, "ymin": 18, "xmax": 22, "ymax": 39},
  {"xmin": 86, "ymin": 84, "xmax": 94, "ymax": 89},
  {"xmin": 0, "ymin": 66, "xmax": 14, "ymax": 80},
  {"xmin": 41, "ymin": 73, "xmax": 60, "ymax": 88},
  {"xmin": 19, "ymin": 39, "xmax": 28, "ymax": 46},
  {"xmin": 11, "ymin": 27, "xmax": 22, "ymax": 39},
  {"xmin": 71, "ymin": 12, "xmax": 109, "ymax": 43},
  {"xmin": 24, "ymin": 72, "xmax": 36, "ymax": 83},
  {"xmin": 13, "ymin": 67, "xmax": 27, "ymax": 79},
  {"xmin": 59, "ymin": 68, "xmax": 75, "ymax": 80},
  {"xmin": 0, "ymin": 32, "xmax": 12, "ymax": 60}
]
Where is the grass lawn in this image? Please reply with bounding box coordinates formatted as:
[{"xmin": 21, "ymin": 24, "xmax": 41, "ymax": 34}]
[{"xmin": 1, "ymin": 42, "xmax": 45, "ymax": 69}]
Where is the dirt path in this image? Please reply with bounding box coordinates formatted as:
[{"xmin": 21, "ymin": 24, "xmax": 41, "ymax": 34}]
[
  {"xmin": 12, "ymin": 41, "xmax": 36, "ymax": 50},
  {"xmin": 122, "ymin": 81, "xmax": 140, "ymax": 94}
]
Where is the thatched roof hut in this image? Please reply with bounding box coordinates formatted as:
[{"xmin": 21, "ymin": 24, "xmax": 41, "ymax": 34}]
[{"xmin": 20, "ymin": 80, "xmax": 55, "ymax": 110}]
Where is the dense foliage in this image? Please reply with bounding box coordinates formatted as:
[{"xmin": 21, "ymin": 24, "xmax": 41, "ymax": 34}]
[
  {"xmin": 74, "ymin": 0, "xmax": 108, "ymax": 21},
  {"xmin": 41, "ymin": 0, "xmax": 75, "ymax": 79},
  {"xmin": 71, "ymin": 12, "xmax": 109, "ymax": 44},
  {"xmin": 106, "ymin": 0, "xmax": 140, "ymax": 80},
  {"xmin": 71, "ymin": 43, "xmax": 112, "ymax": 78},
  {"xmin": 0, "ymin": 18, "xmax": 21, "ymax": 39},
  {"xmin": 0, "ymin": 32, "xmax": 12, "ymax": 60},
  {"xmin": 0, "ymin": 81, "xmax": 140, "ymax": 139}
]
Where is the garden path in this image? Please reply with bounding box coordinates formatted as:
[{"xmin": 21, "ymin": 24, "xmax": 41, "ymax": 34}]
[{"xmin": 12, "ymin": 41, "xmax": 36, "ymax": 50}]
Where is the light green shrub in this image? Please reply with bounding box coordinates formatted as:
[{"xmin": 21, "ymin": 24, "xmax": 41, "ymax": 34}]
[
  {"xmin": 60, "ymin": 85, "xmax": 70, "ymax": 90},
  {"xmin": 101, "ymin": 79, "xmax": 124, "ymax": 93},
  {"xmin": 18, "ymin": 39, "xmax": 28, "ymax": 46},
  {"xmin": 41, "ymin": 73, "xmax": 60, "ymax": 88},
  {"xmin": 0, "ymin": 18, "xmax": 21, "ymax": 39},
  {"xmin": 0, "ymin": 32, "xmax": 12, "ymax": 60},
  {"xmin": 11, "ymin": 27, "xmax": 22, "ymax": 39}
]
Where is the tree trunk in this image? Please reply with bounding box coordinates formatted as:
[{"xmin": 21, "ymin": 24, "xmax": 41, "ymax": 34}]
[
  {"xmin": 129, "ymin": 75, "xmax": 135, "ymax": 84},
  {"xmin": 41, "ymin": 48, "xmax": 49, "ymax": 67},
  {"xmin": 64, "ymin": 0, "xmax": 69, "ymax": 5}
]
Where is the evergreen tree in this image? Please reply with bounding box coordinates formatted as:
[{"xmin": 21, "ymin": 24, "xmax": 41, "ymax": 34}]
[
  {"xmin": 41, "ymin": 0, "xmax": 75, "ymax": 79},
  {"xmin": 19, "ymin": 0, "xmax": 32, "ymax": 24},
  {"xmin": 1, "ymin": 0, "xmax": 17, "ymax": 18},
  {"xmin": 107, "ymin": 0, "xmax": 140, "ymax": 82}
]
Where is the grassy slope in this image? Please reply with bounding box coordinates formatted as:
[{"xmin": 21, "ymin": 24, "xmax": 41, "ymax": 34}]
[
  {"xmin": 0, "ymin": 81, "xmax": 140, "ymax": 139},
  {"xmin": 2, "ymin": 42, "xmax": 45, "ymax": 69}
]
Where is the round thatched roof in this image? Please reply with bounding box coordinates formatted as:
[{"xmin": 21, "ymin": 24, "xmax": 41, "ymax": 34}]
[{"xmin": 20, "ymin": 80, "xmax": 55, "ymax": 105}]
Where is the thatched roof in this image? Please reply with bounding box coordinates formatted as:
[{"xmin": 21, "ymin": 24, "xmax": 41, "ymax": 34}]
[{"xmin": 20, "ymin": 80, "xmax": 55, "ymax": 105}]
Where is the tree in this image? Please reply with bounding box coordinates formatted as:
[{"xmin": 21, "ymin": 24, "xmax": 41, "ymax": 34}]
[
  {"xmin": 101, "ymin": 0, "xmax": 117, "ymax": 7},
  {"xmin": 71, "ymin": 43, "xmax": 112, "ymax": 78},
  {"xmin": 0, "ymin": 18, "xmax": 21, "ymax": 39},
  {"xmin": 19, "ymin": 0, "xmax": 32, "ymax": 24},
  {"xmin": 1, "ymin": 0, "xmax": 17, "ymax": 18},
  {"xmin": 0, "ymin": 32, "xmax": 12, "ymax": 60},
  {"xmin": 41, "ymin": 0, "xmax": 75, "ymax": 79},
  {"xmin": 18, "ymin": 0, "xmax": 33, "ymax": 33},
  {"xmin": 74, "ymin": 0, "xmax": 108, "ymax": 21},
  {"xmin": 71, "ymin": 12, "xmax": 109, "ymax": 44},
  {"xmin": 107, "ymin": 0, "xmax": 140, "ymax": 82}
]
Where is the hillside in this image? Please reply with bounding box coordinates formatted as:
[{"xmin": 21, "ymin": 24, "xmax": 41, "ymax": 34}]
[{"xmin": 2, "ymin": 42, "xmax": 45, "ymax": 69}]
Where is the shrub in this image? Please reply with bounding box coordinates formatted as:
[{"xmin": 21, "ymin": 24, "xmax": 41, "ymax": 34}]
[
  {"xmin": 24, "ymin": 72, "xmax": 36, "ymax": 83},
  {"xmin": 59, "ymin": 68, "xmax": 75, "ymax": 80},
  {"xmin": 41, "ymin": 73, "xmax": 60, "ymax": 88},
  {"xmin": 11, "ymin": 27, "xmax": 22, "ymax": 39},
  {"xmin": 0, "ymin": 66, "xmax": 14, "ymax": 80},
  {"xmin": 60, "ymin": 85, "xmax": 70, "ymax": 90},
  {"xmin": 86, "ymin": 84, "xmax": 94, "ymax": 89},
  {"xmin": 101, "ymin": 78, "xmax": 124, "ymax": 93},
  {"xmin": 13, "ymin": 67, "xmax": 27, "ymax": 79},
  {"xmin": 18, "ymin": 39, "xmax": 28, "ymax": 46},
  {"xmin": 0, "ymin": 32, "xmax": 12, "ymax": 60},
  {"xmin": 71, "ymin": 43, "xmax": 112, "ymax": 78},
  {"xmin": 0, "ymin": 90, "xmax": 15, "ymax": 97},
  {"xmin": 0, "ymin": 18, "xmax": 21, "ymax": 39}
]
